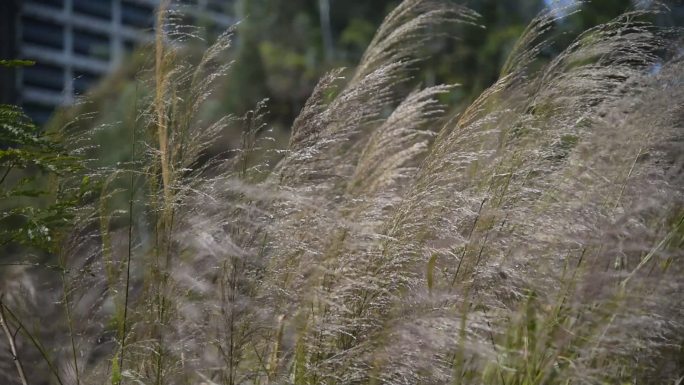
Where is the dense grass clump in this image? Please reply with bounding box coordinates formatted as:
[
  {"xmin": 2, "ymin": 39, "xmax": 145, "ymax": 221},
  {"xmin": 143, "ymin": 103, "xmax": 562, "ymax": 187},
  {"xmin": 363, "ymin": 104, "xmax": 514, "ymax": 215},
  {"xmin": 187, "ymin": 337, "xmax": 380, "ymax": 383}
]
[{"xmin": 1, "ymin": 0, "xmax": 683, "ymax": 384}]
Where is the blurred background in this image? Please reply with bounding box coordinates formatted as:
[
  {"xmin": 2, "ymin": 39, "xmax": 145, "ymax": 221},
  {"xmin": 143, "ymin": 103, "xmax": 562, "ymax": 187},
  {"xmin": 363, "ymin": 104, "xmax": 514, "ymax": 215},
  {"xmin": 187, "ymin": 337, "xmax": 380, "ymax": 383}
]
[{"xmin": 1, "ymin": 0, "xmax": 682, "ymax": 131}]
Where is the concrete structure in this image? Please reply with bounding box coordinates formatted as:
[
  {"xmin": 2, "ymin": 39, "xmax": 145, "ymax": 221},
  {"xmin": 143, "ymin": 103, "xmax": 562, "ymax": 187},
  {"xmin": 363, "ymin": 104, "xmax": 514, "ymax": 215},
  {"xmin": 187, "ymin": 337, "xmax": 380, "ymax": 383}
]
[{"xmin": 4, "ymin": 0, "xmax": 234, "ymax": 124}]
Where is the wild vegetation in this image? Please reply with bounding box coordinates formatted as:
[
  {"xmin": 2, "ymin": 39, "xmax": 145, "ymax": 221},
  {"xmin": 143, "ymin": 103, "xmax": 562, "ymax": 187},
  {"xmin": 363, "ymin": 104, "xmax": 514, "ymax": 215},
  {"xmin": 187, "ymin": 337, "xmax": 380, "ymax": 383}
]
[{"xmin": 1, "ymin": 0, "xmax": 683, "ymax": 384}]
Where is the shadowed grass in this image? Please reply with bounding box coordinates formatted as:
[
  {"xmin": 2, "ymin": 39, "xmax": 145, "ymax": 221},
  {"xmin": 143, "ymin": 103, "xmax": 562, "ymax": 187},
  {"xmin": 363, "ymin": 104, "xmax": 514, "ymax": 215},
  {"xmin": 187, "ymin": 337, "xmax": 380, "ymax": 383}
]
[{"xmin": 0, "ymin": 0, "xmax": 682, "ymax": 384}]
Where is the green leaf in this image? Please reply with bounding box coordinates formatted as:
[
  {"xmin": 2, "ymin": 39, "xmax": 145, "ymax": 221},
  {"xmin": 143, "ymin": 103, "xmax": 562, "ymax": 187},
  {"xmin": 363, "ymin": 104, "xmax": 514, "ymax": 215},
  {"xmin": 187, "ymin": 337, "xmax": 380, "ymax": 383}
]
[
  {"xmin": 0, "ymin": 60, "xmax": 35, "ymax": 68},
  {"xmin": 111, "ymin": 354, "xmax": 122, "ymax": 385}
]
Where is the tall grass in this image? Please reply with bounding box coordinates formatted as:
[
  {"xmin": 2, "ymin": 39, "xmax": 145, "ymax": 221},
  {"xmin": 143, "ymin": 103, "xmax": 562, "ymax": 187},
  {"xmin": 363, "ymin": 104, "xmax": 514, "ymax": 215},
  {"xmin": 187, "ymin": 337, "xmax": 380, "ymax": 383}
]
[{"xmin": 1, "ymin": 0, "xmax": 682, "ymax": 384}]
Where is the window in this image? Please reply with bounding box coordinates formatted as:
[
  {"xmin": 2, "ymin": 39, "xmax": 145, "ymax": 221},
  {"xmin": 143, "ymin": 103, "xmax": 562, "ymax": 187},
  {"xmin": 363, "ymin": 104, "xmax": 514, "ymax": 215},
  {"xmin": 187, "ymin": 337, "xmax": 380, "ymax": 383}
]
[
  {"xmin": 22, "ymin": 102, "xmax": 54, "ymax": 126},
  {"xmin": 73, "ymin": 0, "xmax": 111, "ymax": 20},
  {"xmin": 22, "ymin": 17, "xmax": 63, "ymax": 49},
  {"xmin": 207, "ymin": 0, "xmax": 232, "ymax": 14},
  {"xmin": 26, "ymin": 0, "xmax": 64, "ymax": 9},
  {"xmin": 123, "ymin": 39, "xmax": 137, "ymax": 52},
  {"xmin": 121, "ymin": 1, "xmax": 154, "ymax": 29},
  {"xmin": 73, "ymin": 28, "xmax": 110, "ymax": 60},
  {"xmin": 73, "ymin": 70, "xmax": 100, "ymax": 94},
  {"xmin": 171, "ymin": 13, "xmax": 197, "ymax": 39},
  {"xmin": 23, "ymin": 63, "xmax": 64, "ymax": 92}
]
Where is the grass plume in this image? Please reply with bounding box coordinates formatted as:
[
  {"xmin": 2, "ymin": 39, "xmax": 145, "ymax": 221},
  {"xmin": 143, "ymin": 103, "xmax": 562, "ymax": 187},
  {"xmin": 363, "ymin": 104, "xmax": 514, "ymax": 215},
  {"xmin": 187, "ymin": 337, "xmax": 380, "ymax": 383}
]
[{"xmin": 0, "ymin": 0, "xmax": 682, "ymax": 384}]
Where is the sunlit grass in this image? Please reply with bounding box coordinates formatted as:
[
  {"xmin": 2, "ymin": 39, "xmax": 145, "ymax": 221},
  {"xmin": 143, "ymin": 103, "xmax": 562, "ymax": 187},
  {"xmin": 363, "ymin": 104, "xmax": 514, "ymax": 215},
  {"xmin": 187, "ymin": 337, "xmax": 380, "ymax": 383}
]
[{"xmin": 0, "ymin": 1, "xmax": 682, "ymax": 384}]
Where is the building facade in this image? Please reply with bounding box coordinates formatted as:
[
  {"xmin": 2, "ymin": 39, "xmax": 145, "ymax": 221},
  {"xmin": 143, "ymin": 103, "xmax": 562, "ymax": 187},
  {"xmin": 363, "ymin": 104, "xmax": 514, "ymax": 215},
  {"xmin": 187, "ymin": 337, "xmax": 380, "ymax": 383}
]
[{"xmin": 3, "ymin": 0, "xmax": 234, "ymax": 124}]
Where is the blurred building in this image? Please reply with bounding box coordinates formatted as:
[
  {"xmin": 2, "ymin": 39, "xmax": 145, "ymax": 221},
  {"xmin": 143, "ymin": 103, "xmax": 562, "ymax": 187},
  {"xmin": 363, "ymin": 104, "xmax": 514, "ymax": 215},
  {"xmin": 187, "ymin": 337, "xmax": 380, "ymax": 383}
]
[{"xmin": 1, "ymin": 0, "xmax": 234, "ymax": 125}]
